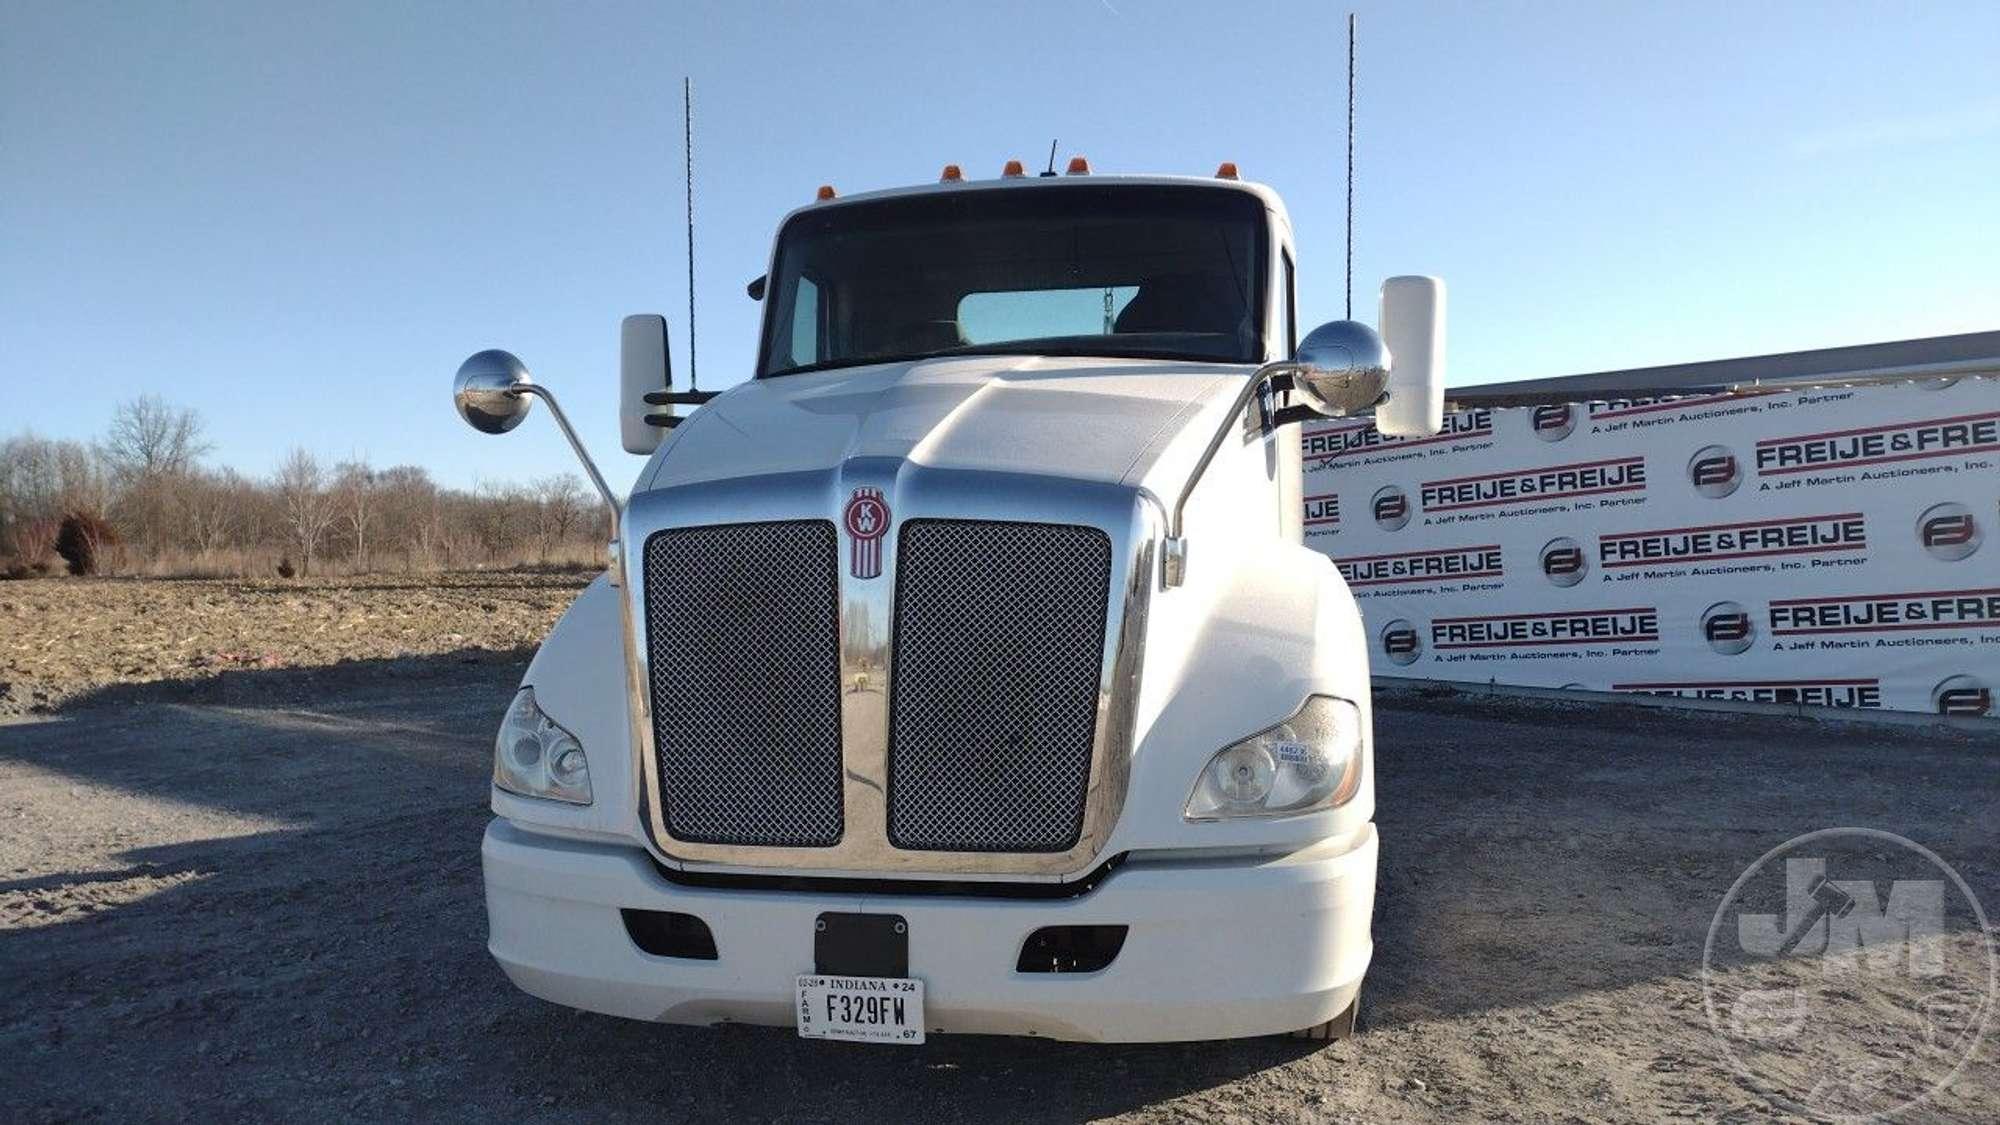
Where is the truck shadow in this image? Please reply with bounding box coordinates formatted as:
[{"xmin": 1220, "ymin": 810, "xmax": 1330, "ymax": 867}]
[{"xmin": 2, "ymin": 670, "xmax": 1996, "ymax": 1120}]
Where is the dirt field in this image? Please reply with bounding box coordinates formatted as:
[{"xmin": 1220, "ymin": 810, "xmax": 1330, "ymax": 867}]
[
  {"xmin": 2, "ymin": 578, "xmax": 1997, "ymax": 1122},
  {"xmin": 0, "ymin": 572, "xmax": 590, "ymax": 716}
]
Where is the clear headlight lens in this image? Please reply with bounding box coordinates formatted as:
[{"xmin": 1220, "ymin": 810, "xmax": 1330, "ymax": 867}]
[
  {"xmin": 1184, "ymin": 695, "xmax": 1362, "ymax": 820},
  {"xmin": 494, "ymin": 687, "xmax": 592, "ymax": 805}
]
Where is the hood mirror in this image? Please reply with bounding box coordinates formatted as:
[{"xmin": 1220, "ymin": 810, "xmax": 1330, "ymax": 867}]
[
  {"xmin": 1290, "ymin": 320, "xmax": 1390, "ymax": 417},
  {"xmin": 453, "ymin": 349, "xmax": 535, "ymax": 435}
]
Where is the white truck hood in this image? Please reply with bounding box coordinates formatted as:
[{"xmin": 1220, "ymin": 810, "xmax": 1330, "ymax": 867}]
[{"xmin": 642, "ymin": 355, "xmax": 1239, "ymax": 493}]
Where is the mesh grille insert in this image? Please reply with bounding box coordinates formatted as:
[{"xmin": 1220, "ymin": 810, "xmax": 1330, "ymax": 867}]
[
  {"xmin": 888, "ymin": 520, "xmax": 1112, "ymax": 852},
  {"xmin": 643, "ymin": 521, "xmax": 843, "ymax": 847}
]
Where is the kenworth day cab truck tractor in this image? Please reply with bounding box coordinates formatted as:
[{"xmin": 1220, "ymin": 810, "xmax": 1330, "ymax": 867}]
[{"xmin": 453, "ymin": 162, "xmax": 1447, "ymax": 1043}]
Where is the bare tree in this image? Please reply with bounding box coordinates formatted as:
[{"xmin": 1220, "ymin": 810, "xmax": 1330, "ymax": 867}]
[
  {"xmin": 274, "ymin": 448, "xmax": 336, "ymax": 576},
  {"xmin": 333, "ymin": 460, "xmax": 378, "ymax": 568},
  {"xmin": 2, "ymin": 433, "xmax": 110, "ymax": 567},
  {"xmin": 373, "ymin": 465, "xmax": 439, "ymax": 570},
  {"xmin": 176, "ymin": 468, "xmax": 241, "ymax": 556},
  {"xmin": 100, "ymin": 395, "xmax": 210, "ymax": 482},
  {"xmin": 468, "ymin": 481, "xmax": 531, "ymax": 562},
  {"xmin": 531, "ymin": 473, "xmax": 588, "ymax": 560}
]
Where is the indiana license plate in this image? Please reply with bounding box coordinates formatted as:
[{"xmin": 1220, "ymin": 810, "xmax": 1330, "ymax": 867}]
[{"xmin": 794, "ymin": 975, "xmax": 925, "ymax": 1044}]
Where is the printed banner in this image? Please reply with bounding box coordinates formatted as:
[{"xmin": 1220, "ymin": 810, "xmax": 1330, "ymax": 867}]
[{"xmin": 1304, "ymin": 378, "xmax": 2000, "ymax": 717}]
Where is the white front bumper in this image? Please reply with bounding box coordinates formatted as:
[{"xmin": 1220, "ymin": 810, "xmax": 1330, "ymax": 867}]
[{"xmin": 482, "ymin": 819, "xmax": 1375, "ymax": 1043}]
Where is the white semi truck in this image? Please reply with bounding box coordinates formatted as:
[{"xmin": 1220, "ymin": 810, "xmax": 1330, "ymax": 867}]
[{"xmin": 454, "ymin": 163, "xmax": 1446, "ymax": 1043}]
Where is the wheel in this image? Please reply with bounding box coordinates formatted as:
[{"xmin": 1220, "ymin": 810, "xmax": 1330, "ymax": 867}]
[{"xmin": 1290, "ymin": 990, "xmax": 1360, "ymax": 1041}]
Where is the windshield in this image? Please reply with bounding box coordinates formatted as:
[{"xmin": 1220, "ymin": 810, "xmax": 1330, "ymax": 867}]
[{"xmin": 757, "ymin": 184, "xmax": 1268, "ymax": 378}]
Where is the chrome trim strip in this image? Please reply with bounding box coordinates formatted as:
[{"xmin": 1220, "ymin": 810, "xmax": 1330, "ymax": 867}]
[{"xmin": 618, "ymin": 464, "xmax": 1154, "ymax": 880}]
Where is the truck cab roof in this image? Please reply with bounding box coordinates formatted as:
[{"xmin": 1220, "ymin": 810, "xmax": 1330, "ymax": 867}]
[{"xmin": 784, "ymin": 170, "xmax": 1294, "ymax": 238}]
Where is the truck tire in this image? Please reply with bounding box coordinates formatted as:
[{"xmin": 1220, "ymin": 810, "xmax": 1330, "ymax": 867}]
[{"xmin": 1290, "ymin": 991, "xmax": 1361, "ymax": 1041}]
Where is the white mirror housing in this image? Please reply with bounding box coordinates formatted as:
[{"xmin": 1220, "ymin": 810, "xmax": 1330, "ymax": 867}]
[
  {"xmin": 1375, "ymin": 276, "xmax": 1445, "ymax": 437},
  {"xmin": 620, "ymin": 314, "xmax": 672, "ymax": 454}
]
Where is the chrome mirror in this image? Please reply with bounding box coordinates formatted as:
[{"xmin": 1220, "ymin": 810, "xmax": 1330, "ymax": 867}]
[
  {"xmin": 1291, "ymin": 320, "xmax": 1391, "ymax": 417},
  {"xmin": 453, "ymin": 349, "xmax": 535, "ymax": 434}
]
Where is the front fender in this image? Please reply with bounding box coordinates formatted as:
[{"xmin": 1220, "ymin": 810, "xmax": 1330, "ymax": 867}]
[
  {"xmin": 1100, "ymin": 542, "xmax": 1374, "ymax": 857},
  {"xmin": 490, "ymin": 575, "xmax": 644, "ymax": 843}
]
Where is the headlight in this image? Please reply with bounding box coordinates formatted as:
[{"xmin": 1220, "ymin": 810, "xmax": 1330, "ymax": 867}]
[
  {"xmin": 1184, "ymin": 695, "xmax": 1362, "ymax": 820},
  {"xmin": 494, "ymin": 687, "xmax": 592, "ymax": 805}
]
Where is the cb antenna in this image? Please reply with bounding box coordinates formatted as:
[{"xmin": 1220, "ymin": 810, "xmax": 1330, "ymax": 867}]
[
  {"xmin": 1344, "ymin": 13, "xmax": 1360, "ymax": 320},
  {"xmin": 1041, "ymin": 138, "xmax": 1059, "ymax": 177},
  {"xmin": 684, "ymin": 76, "xmax": 699, "ymax": 391}
]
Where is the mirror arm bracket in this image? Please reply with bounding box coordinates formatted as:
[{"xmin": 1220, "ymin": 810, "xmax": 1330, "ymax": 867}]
[
  {"xmin": 1162, "ymin": 361, "xmax": 1300, "ymax": 588},
  {"xmin": 511, "ymin": 384, "xmax": 623, "ymax": 539},
  {"xmin": 1268, "ymin": 403, "xmax": 1319, "ymax": 429}
]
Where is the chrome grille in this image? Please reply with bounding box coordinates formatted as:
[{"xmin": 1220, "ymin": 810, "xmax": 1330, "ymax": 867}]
[
  {"xmin": 642, "ymin": 521, "xmax": 843, "ymax": 847},
  {"xmin": 888, "ymin": 520, "xmax": 1113, "ymax": 852}
]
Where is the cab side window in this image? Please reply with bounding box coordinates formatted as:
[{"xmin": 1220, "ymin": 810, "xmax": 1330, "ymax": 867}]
[{"xmin": 788, "ymin": 276, "xmax": 822, "ymax": 367}]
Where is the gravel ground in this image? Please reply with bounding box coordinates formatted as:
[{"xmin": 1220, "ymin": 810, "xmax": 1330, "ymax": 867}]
[{"xmin": 2, "ymin": 582, "xmax": 1997, "ymax": 1122}]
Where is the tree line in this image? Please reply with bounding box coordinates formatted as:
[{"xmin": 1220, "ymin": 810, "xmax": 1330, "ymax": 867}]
[{"xmin": 1, "ymin": 395, "xmax": 608, "ymax": 579}]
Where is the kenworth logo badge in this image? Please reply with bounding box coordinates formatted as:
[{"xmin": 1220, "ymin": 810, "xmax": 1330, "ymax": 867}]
[
  {"xmin": 1755, "ymin": 409, "xmax": 2000, "ymax": 476},
  {"xmin": 1421, "ymin": 457, "xmax": 1646, "ymax": 513},
  {"xmin": 1916, "ymin": 502, "xmax": 1982, "ymax": 562},
  {"xmin": 842, "ymin": 487, "xmax": 891, "ymax": 579},
  {"xmin": 1598, "ymin": 512, "xmax": 1866, "ymax": 568},
  {"xmin": 1336, "ymin": 544, "xmax": 1503, "ymax": 588}
]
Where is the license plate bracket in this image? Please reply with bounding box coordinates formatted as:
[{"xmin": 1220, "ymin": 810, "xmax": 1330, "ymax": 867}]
[{"xmin": 814, "ymin": 912, "xmax": 908, "ymax": 978}]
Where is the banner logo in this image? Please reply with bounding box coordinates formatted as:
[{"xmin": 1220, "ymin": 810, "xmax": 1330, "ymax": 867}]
[
  {"xmin": 1371, "ymin": 486, "xmax": 1411, "ymax": 530},
  {"xmin": 1337, "ymin": 545, "xmax": 1503, "ymax": 588},
  {"xmin": 1589, "ymin": 390, "xmax": 1773, "ymax": 421},
  {"xmin": 1756, "ymin": 409, "xmax": 2000, "ymax": 476},
  {"xmin": 1421, "ymin": 457, "xmax": 1646, "ymax": 513},
  {"xmin": 1598, "ymin": 512, "xmax": 1866, "ymax": 568},
  {"xmin": 1611, "ymin": 678, "xmax": 1883, "ymax": 708},
  {"xmin": 1432, "ymin": 607, "xmax": 1659, "ymax": 649},
  {"xmin": 1701, "ymin": 601, "xmax": 1756, "ymax": 655},
  {"xmin": 1380, "ymin": 619, "xmax": 1422, "ymax": 665},
  {"xmin": 1769, "ymin": 588, "xmax": 2000, "ymax": 636},
  {"xmin": 1305, "ymin": 410, "xmax": 1495, "ymax": 466},
  {"xmin": 1917, "ymin": 502, "xmax": 1982, "ymax": 562},
  {"xmin": 1530, "ymin": 404, "xmax": 1575, "ymax": 442},
  {"xmin": 1304, "ymin": 491, "xmax": 1340, "ymax": 530},
  {"xmin": 1539, "ymin": 537, "xmax": 1588, "ymax": 586},
  {"xmin": 1688, "ymin": 445, "xmax": 1743, "ymax": 498},
  {"xmin": 842, "ymin": 487, "xmax": 891, "ymax": 579},
  {"xmin": 1932, "ymin": 674, "xmax": 1993, "ymax": 718}
]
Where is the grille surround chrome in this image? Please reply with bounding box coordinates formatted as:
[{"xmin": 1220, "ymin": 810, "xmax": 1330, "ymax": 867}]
[
  {"xmin": 887, "ymin": 520, "xmax": 1113, "ymax": 853},
  {"xmin": 620, "ymin": 466, "xmax": 1155, "ymax": 880},
  {"xmin": 641, "ymin": 521, "xmax": 845, "ymax": 847}
]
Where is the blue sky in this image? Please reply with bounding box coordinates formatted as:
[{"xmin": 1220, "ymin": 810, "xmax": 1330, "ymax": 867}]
[{"xmin": 4, "ymin": 1, "xmax": 1996, "ymax": 489}]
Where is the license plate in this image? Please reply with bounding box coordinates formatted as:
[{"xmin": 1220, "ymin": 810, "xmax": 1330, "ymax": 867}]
[{"xmin": 794, "ymin": 974, "xmax": 925, "ymax": 1044}]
